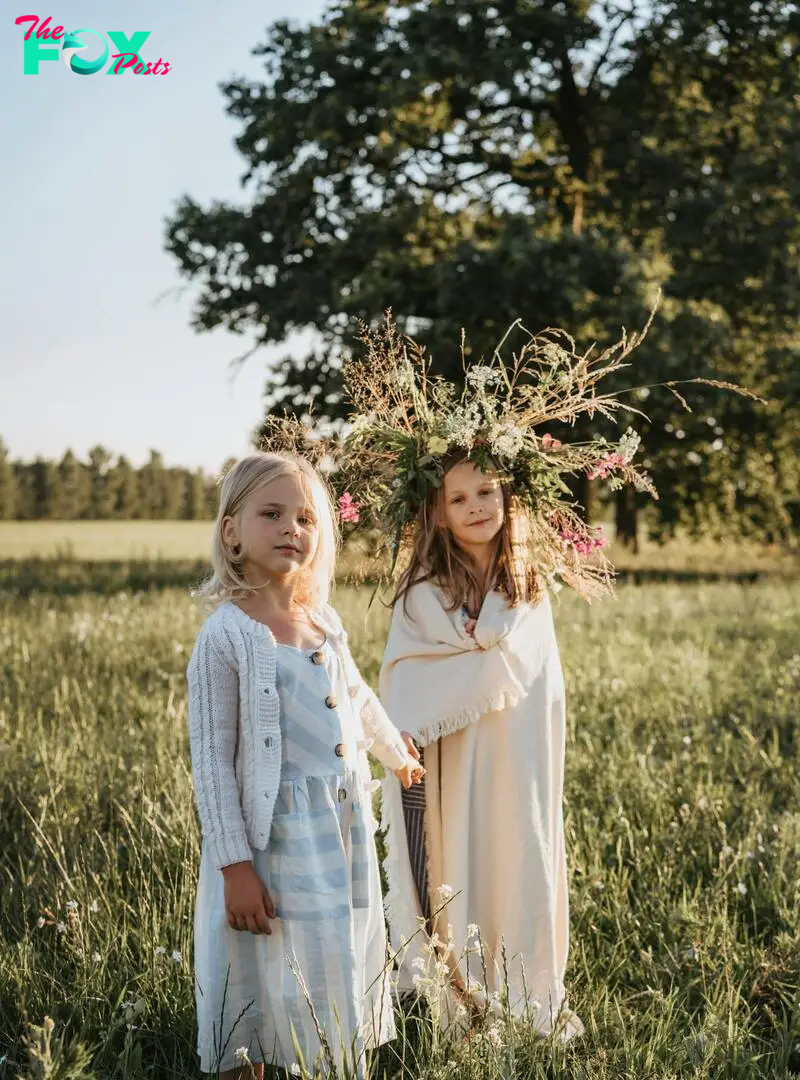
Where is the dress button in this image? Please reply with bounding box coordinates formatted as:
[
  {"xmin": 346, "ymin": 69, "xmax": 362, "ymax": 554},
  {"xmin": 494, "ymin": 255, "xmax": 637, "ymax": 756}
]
[
  {"xmin": 311, "ymin": 650, "xmax": 325, "ymax": 665},
  {"xmin": 262, "ymin": 687, "xmax": 271, "ymax": 695},
  {"xmin": 338, "ymin": 787, "xmax": 347, "ymax": 802},
  {"xmin": 325, "ymin": 695, "xmax": 337, "ymax": 709},
  {"xmin": 264, "ymin": 736, "xmax": 272, "ymax": 748},
  {"xmin": 334, "ymin": 743, "xmax": 346, "ymax": 758}
]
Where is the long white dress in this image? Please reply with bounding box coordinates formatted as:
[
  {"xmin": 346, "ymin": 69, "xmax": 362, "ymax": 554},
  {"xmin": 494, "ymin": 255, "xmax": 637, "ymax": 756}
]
[
  {"xmin": 380, "ymin": 584, "xmax": 582, "ymax": 1038},
  {"xmin": 194, "ymin": 639, "xmax": 394, "ymax": 1074}
]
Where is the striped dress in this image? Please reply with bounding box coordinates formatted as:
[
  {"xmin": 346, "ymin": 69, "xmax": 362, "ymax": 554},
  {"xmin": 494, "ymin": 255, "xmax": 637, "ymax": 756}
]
[{"xmin": 194, "ymin": 637, "xmax": 394, "ymax": 1075}]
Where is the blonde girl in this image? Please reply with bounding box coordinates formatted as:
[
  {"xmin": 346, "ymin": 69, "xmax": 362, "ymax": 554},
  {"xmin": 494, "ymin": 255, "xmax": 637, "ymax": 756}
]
[
  {"xmin": 187, "ymin": 452, "xmax": 422, "ymax": 1077},
  {"xmin": 380, "ymin": 451, "xmax": 583, "ymax": 1041}
]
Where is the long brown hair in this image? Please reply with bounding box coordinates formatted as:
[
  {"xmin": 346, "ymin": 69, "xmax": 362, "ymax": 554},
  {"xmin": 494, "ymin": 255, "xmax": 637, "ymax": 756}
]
[{"xmin": 392, "ymin": 454, "xmax": 542, "ymax": 614}]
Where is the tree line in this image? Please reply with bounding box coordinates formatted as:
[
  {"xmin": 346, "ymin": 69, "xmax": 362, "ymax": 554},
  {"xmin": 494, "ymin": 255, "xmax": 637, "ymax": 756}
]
[
  {"xmin": 165, "ymin": 0, "xmax": 799, "ymax": 547},
  {"xmin": 0, "ymin": 441, "xmax": 219, "ymax": 521}
]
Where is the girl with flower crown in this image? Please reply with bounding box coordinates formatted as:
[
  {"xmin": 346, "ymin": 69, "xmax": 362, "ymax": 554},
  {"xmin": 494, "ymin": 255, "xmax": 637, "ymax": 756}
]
[{"xmin": 377, "ymin": 448, "xmax": 585, "ymax": 1040}]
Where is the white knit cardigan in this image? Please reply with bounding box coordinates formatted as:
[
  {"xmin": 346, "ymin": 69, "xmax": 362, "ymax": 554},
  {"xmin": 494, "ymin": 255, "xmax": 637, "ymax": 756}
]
[{"xmin": 187, "ymin": 600, "xmax": 411, "ymax": 870}]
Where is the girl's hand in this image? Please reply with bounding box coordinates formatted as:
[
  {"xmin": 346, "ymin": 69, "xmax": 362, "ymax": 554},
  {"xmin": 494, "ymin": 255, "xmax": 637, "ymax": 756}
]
[
  {"xmin": 401, "ymin": 731, "xmax": 421, "ymax": 762},
  {"xmin": 394, "ymin": 761, "xmax": 425, "ymax": 789},
  {"xmin": 222, "ymin": 861, "xmax": 276, "ymax": 935}
]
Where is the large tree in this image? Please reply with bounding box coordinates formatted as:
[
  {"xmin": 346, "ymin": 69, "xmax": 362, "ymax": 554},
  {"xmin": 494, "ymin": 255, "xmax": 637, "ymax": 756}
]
[{"xmin": 166, "ymin": 0, "xmax": 800, "ymax": 538}]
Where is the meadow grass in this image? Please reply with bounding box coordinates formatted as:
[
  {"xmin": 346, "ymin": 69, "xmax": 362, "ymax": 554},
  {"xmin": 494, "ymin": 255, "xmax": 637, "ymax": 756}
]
[
  {"xmin": 0, "ymin": 520, "xmax": 796, "ymax": 578},
  {"xmin": 0, "ymin": 580, "xmax": 798, "ymax": 1078}
]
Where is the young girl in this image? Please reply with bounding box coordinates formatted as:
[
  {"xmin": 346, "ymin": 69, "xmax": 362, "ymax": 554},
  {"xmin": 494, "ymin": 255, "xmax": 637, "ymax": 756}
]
[
  {"xmin": 379, "ymin": 452, "xmax": 583, "ymax": 1040},
  {"xmin": 187, "ymin": 452, "xmax": 422, "ymax": 1078}
]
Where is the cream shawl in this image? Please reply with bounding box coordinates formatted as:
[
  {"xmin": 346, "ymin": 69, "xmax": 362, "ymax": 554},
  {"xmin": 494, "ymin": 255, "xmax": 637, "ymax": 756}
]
[
  {"xmin": 378, "ymin": 579, "xmax": 562, "ymax": 985},
  {"xmin": 378, "ymin": 578, "xmax": 558, "ymax": 746}
]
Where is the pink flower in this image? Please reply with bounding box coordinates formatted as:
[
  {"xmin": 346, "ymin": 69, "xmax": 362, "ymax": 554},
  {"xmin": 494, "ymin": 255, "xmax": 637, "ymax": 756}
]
[
  {"xmin": 541, "ymin": 433, "xmax": 562, "ymax": 450},
  {"xmin": 338, "ymin": 492, "xmax": 361, "ymax": 524},
  {"xmin": 557, "ymin": 525, "xmax": 607, "ymax": 556},
  {"xmin": 587, "ymin": 452, "xmax": 626, "ymax": 480}
]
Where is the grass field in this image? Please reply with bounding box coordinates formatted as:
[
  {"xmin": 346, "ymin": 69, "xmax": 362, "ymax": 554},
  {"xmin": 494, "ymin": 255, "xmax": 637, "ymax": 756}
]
[
  {"xmin": 0, "ymin": 520, "xmax": 797, "ymax": 578},
  {"xmin": 0, "ymin": 572, "xmax": 798, "ymax": 1079}
]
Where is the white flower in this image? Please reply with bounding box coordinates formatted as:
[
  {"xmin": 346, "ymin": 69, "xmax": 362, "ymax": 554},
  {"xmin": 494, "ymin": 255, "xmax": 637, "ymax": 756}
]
[
  {"xmin": 737, "ymin": 882, "xmax": 748, "ymax": 896},
  {"xmin": 485, "ymin": 1024, "xmax": 503, "ymax": 1047},
  {"xmin": 66, "ymin": 900, "xmax": 78, "ymax": 912},
  {"xmin": 233, "ymin": 1048, "xmax": 250, "ymax": 1065},
  {"xmin": 618, "ymin": 427, "xmax": 641, "ymax": 464},
  {"xmin": 89, "ymin": 901, "xmax": 99, "ymax": 913},
  {"xmin": 36, "ymin": 917, "xmax": 46, "ymax": 929},
  {"xmin": 437, "ymin": 884, "xmax": 454, "ymax": 903},
  {"xmin": 467, "ymin": 923, "xmax": 480, "ymax": 940},
  {"xmin": 289, "ymin": 1066, "xmax": 302, "ymax": 1077},
  {"xmin": 466, "ymin": 365, "xmax": 499, "ymax": 390},
  {"xmin": 541, "ymin": 343, "xmax": 570, "ymax": 366},
  {"xmin": 411, "ymin": 957, "xmax": 427, "ymax": 972},
  {"xmin": 682, "ymin": 736, "xmax": 692, "ymax": 747},
  {"xmin": 489, "ymin": 423, "xmax": 525, "ymax": 461},
  {"xmin": 56, "ymin": 922, "xmax": 67, "ymax": 934},
  {"xmin": 721, "ymin": 845, "xmax": 734, "ymax": 858},
  {"xmin": 171, "ymin": 950, "xmax": 183, "ymax": 963},
  {"xmin": 92, "ymin": 951, "xmax": 101, "ymax": 962},
  {"xmin": 155, "ymin": 946, "xmax": 167, "ymax": 957}
]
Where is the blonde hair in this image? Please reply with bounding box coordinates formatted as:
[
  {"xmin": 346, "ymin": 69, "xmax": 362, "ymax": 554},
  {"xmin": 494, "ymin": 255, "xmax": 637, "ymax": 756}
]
[
  {"xmin": 198, "ymin": 452, "xmax": 339, "ymax": 609},
  {"xmin": 393, "ymin": 453, "xmax": 541, "ymax": 614}
]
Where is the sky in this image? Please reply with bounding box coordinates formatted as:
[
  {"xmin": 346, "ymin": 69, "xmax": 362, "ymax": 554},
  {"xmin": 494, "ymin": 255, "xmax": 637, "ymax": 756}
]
[{"xmin": 1, "ymin": 0, "xmax": 327, "ymax": 473}]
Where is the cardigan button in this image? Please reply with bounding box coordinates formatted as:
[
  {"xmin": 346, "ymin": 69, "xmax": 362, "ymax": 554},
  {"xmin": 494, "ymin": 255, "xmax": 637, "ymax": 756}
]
[
  {"xmin": 264, "ymin": 736, "xmax": 273, "ymax": 748},
  {"xmin": 310, "ymin": 650, "xmax": 325, "ymax": 665},
  {"xmin": 262, "ymin": 687, "xmax": 271, "ymax": 695},
  {"xmin": 325, "ymin": 695, "xmax": 337, "ymax": 709}
]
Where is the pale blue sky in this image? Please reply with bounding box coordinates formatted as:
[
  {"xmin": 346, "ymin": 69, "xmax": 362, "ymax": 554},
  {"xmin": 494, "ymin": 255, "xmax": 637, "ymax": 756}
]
[{"xmin": 1, "ymin": 0, "xmax": 326, "ymax": 472}]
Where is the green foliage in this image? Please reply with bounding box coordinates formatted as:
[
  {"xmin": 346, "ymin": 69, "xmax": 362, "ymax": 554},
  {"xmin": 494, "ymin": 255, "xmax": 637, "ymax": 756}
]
[{"xmin": 0, "ymin": 444, "xmax": 219, "ymax": 522}]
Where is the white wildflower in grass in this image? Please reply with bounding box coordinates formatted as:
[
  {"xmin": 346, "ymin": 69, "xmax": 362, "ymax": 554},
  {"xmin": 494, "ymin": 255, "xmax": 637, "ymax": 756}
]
[
  {"xmin": 618, "ymin": 427, "xmax": 641, "ymax": 463},
  {"xmin": 36, "ymin": 917, "xmax": 46, "ymax": 929},
  {"xmin": 171, "ymin": 950, "xmax": 183, "ymax": 963},
  {"xmin": 697, "ymin": 795, "xmax": 709, "ymax": 811},
  {"xmin": 233, "ymin": 1047, "xmax": 250, "ymax": 1065},
  {"xmin": 412, "ymin": 957, "xmax": 427, "ymax": 972},
  {"xmin": 65, "ymin": 900, "xmax": 78, "ymax": 912},
  {"xmin": 89, "ymin": 900, "xmax": 99, "ymax": 913},
  {"xmin": 56, "ymin": 922, "xmax": 67, "ymax": 934},
  {"xmin": 92, "ymin": 952, "xmax": 101, "ymax": 963},
  {"xmin": 721, "ymin": 845, "xmax": 734, "ymax": 858},
  {"xmin": 467, "ymin": 923, "xmax": 480, "ymax": 940},
  {"xmin": 155, "ymin": 945, "xmax": 167, "ymax": 957},
  {"xmin": 437, "ymin": 884, "xmax": 455, "ymax": 903},
  {"xmin": 485, "ymin": 1024, "xmax": 503, "ymax": 1048},
  {"xmin": 289, "ymin": 1066, "xmax": 302, "ymax": 1077},
  {"xmin": 737, "ymin": 882, "xmax": 748, "ymax": 896},
  {"xmin": 683, "ymin": 736, "xmax": 692, "ymax": 747}
]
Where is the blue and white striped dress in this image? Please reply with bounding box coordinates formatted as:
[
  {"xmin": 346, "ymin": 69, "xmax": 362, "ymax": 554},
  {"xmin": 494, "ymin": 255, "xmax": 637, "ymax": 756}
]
[{"xmin": 194, "ymin": 637, "xmax": 395, "ymax": 1074}]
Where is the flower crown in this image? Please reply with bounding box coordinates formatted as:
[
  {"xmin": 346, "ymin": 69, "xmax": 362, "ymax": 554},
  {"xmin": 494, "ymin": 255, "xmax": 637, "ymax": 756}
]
[
  {"xmin": 259, "ymin": 304, "xmax": 756, "ymax": 600},
  {"xmin": 334, "ymin": 312, "xmax": 664, "ymax": 598}
]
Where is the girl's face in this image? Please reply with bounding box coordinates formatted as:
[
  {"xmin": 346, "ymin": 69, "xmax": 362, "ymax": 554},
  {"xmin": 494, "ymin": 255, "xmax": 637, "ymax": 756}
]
[
  {"xmin": 222, "ymin": 473, "xmax": 319, "ymax": 583},
  {"xmin": 440, "ymin": 460, "xmax": 505, "ymax": 556}
]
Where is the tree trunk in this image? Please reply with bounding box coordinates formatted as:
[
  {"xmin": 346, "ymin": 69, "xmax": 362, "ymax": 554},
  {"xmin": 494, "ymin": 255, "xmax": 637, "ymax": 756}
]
[
  {"xmin": 568, "ymin": 474, "xmax": 596, "ymax": 524},
  {"xmin": 615, "ymin": 487, "xmax": 639, "ymax": 552}
]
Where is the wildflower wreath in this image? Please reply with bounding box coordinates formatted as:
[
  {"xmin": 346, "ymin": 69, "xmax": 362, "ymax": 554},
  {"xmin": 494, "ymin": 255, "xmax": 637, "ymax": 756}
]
[{"xmin": 260, "ymin": 305, "xmax": 756, "ymax": 600}]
